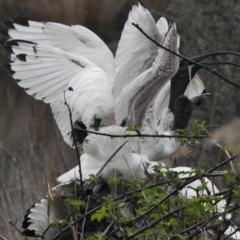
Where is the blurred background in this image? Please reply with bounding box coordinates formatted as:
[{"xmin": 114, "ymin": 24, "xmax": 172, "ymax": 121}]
[{"xmin": 1, "ymin": 0, "xmax": 240, "ymax": 238}]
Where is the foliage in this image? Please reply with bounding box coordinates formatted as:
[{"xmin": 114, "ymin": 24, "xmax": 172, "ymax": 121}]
[{"xmin": 47, "ymin": 163, "xmax": 240, "ymax": 239}]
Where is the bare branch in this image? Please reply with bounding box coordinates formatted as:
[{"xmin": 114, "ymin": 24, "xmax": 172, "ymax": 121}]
[
  {"xmin": 132, "ymin": 23, "xmax": 240, "ymax": 90},
  {"xmin": 63, "ymin": 90, "xmax": 83, "ymax": 192},
  {"xmin": 75, "ymin": 125, "xmax": 210, "ymax": 139}
]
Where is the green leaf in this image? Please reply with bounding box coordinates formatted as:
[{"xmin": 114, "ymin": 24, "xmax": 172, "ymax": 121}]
[
  {"xmin": 65, "ymin": 199, "xmax": 86, "ymax": 212},
  {"xmin": 91, "ymin": 206, "xmax": 109, "ymax": 222},
  {"xmin": 126, "ymin": 124, "xmax": 140, "ymax": 132}
]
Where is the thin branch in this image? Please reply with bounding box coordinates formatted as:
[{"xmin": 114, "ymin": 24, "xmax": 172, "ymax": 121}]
[
  {"xmin": 80, "ymin": 195, "xmax": 90, "ymax": 240},
  {"xmin": 63, "ymin": 89, "xmax": 83, "ymax": 192},
  {"xmin": 75, "ymin": 125, "xmax": 210, "ymax": 139},
  {"xmin": 132, "ymin": 23, "xmax": 240, "ymax": 89},
  {"xmin": 124, "ymin": 207, "xmax": 183, "ymax": 240},
  {"xmin": 9, "ymin": 220, "xmax": 23, "ymax": 236},
  {"xmin": 206, "ymin": 155, "xmax": 236, "ymax": 173},
  {"xmin": 96, "ymin": 141, "xmax": 128, "ymax": 177}
]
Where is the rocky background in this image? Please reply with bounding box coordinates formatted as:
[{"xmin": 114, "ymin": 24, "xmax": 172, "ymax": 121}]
[{"xmin": 1, "ymin": 0, "xmax": 240, "ymax": 238}]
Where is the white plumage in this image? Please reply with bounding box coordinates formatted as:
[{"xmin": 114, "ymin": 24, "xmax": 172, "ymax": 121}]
[
  {"xmin": 113, "ymin": 3, "xmax": 169, "ymax": 99},
  {"xmin": 3, "ymin": 2, "xmax": 236, "ymax": 239},
  {"xmin": 3, "ymin": 40, "xmax": 115, "ymax": 146}
]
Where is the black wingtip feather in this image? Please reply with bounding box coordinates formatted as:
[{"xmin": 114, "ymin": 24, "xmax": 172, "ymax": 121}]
[
  {"xmin": 13, "ymin": 17, "xmax": 43, "ymax": 24},
  {"xmin": 138, "ymin": 0, "xmax": 145, "ymax": 7},
  {"xmin": 72, "ymin": 121, "xmax": 88, "ymax": 145},
  {"xmin": 22, "ymin": 229, "xmax": 39, "ymax": 237},
  {"xmin": 22, "ymin": 216, "xmax": 32, "ymax": 229},
  {"xmin": 0, "ymin": 29, "xmax": 10, "ymax": 38},
  {"xmin": 1, "ymin": 20, "xmax": 15, "ymax": 29},
  {"xmin": 3, "ymin": 64, "xmax": 15, "ymax": 75},
  {"xmin": 6, "ymin": 39, "xmax": 36, "ymax": 46},
  {"xmin": 12, "ymin": 18, "xmax": 30, "ymax": 26},
  {"xmin": 16, "ymin": 54, "xmax": 27, "ymax": 62},
  {"xmin": 1, "ymin": 45, "xmax": 14, "ymax": 54},
  {"xmin": 3, "ymin": 64, "xmax": 11, "ymax": 71}
]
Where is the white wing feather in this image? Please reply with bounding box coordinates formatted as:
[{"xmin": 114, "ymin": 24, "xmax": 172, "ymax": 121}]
[
  {"xmin": 4, "ymin": 19, "xmax": 116, "ymax": 86},
  {"xmin": 5, "ymin": 41, "xmax": 115, "ymax": 146},
  {"xmin": 115, "ymin": 23, "xmax": 179, "ymax": 127},
  {"xmin": 113, "ymin": 3, "xmax": 168, "ymax": 99}
]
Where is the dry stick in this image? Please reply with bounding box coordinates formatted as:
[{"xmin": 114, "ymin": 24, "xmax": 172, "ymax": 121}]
[
  {"xmin": 63, "ymin": 89, "xmax": 83, "ymax": 192},
  {"xmin": 70, "ymin": 216, "xmax": 78, "ymax": 240},
  {"xmin": 96, "ymin": 141, "xmax": 128, "ymax": 177},
  {"xmin": 80, "ymin": 195, "xmax": 90, "ymax": 240},
  {"xmin": 132, "ymin": 23, "xmax": 240, "ymax": 90},
  {"xmin": 123, "ymin": 155, "xmax": 147, "ymax": 200},
  {"xmin": 8, "ymin": 220, "xmax": 23, "ymax": 236}
]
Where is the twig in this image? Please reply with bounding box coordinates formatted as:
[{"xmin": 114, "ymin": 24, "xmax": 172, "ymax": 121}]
[
  {"xmin": 123, "ymin": 155, "xmax": 147, "ymax": 200},
  {"xmin": 206, "ymin": 155, "xmax": 236, "ymax": 173},
  {"xmin": 132, "ymin": 23, "xmax": 240, "ymax": 90},
  {"xmin": 96, "ymin": 141, "xmax": 128, "ymax": 177},
  {"xmin": 124, "ymin": 207, "xmax": 183, "ymax": 240},
  {"xmin": 63, "ymin": 90, "xmax": 83, "ymax": 192},
  {"xmin": 80, "ymin": 195, "xmax": 90, "ymax": 240},
  {"xmin": 41, "ymin": 223, "xmax": 54, "ymax": 238},
  {"xmin": 75, "ymin": 126, "xmax": 210, "ymax": 139},
  {"xmin": 9, "ymin": 220, "xmax": 23, "ymax": 236}
]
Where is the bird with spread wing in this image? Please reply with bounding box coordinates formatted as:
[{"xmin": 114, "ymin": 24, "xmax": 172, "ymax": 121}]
[{"xmin": 1, "ymin": 2, "xmax": 208, "ymax": 159}]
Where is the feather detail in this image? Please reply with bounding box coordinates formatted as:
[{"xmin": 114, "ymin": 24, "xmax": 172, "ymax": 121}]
[
  {"xmin": 2, "ymin": 18, "xmax": 116, "ymax": 86},
  {"xmin": 114, "ymin": 2, "xmax": 167, "ymax": 99},
  {"xmin": 3, "ymin": 40, "xmax": 115, "ymax": 146}
]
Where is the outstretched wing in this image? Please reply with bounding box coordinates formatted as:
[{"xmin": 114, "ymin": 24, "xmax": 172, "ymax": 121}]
[
  {"xmin": 2, "ymin": 40, "xmax": 114, "ymax": 146},
  {"xmin": 2, "ymin": 18, "xmax": 116, "ymax": 87},
  {"xmin": 115, "ymin": 23, "xmax": 180, "ymax": 127},
  {"xmin": 113, "ymin": 2, "xmax": 168, "ymax": 99}
]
